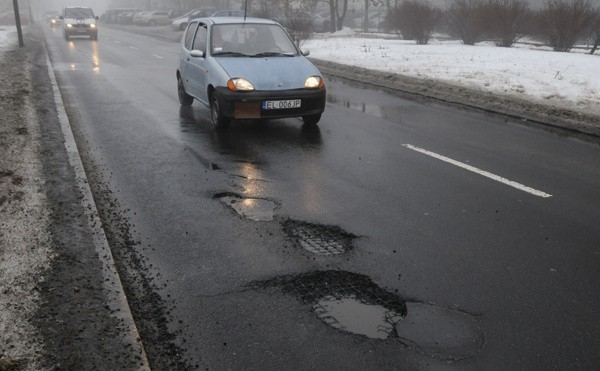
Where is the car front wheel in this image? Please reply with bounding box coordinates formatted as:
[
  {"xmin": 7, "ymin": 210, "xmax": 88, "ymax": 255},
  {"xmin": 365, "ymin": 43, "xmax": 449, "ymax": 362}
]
[
  {"xmin": 177, "ymin": 77, "xmax": 194, "ymax": 106},
  {"xmin": 302, "ymin": 113, "xmax": 321, "ymax": 126},
  {"xmin": 210, "ymin": 93, "xmax": 230, "ymax": 129}
]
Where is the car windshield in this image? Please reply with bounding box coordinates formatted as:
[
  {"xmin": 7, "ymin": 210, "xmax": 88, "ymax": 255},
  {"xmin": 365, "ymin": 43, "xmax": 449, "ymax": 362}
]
[
  {"xmin": 211, "ymin": 23, "xmax": 298, "ymax": 57},
  {"xmin": 65, "ymin": 8, "xmax": 94, "ymax": 18}
]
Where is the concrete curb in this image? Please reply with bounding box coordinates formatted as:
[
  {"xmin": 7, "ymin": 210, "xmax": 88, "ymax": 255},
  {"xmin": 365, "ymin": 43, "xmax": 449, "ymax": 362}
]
[
  {"xmin": 42, "ymin": 38, "xmax": 151, "ymax": 370},
  {"xmin": 310, "ymin": 58, "xmax": 600, "ymax": 139}
]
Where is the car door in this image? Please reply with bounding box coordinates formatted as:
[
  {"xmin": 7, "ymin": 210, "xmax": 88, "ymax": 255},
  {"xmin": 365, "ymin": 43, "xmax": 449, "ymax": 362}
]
[
  {"xmin": 186, "ymin": 23, "xmax": 209, "ymax": 104},
  {"xmin": 180, "ymin": 21, "xmax": 199, "ymax": 98}
]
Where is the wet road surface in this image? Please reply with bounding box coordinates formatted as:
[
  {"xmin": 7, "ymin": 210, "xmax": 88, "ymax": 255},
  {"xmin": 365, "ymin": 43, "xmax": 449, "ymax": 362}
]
[{"xmin": 43, "ymin": 26, "xmax": 600, "ymax": 369}]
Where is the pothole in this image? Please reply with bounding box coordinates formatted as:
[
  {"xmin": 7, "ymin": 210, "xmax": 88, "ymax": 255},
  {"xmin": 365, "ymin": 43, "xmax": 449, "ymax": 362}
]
[
  {"xmin": 282, "ymin": 220, "xmax": 358, "ymax": 256},
  {"xmin": 215, "ymin": 193, "xmax": 276, "ymax": 221},
  {"xmin": 251, "ymin": 270, "xmax": 407, "ymax": 339},
  {"xmin": 251, "ymin": 270, "xmax": 483, "ymax": 359}
]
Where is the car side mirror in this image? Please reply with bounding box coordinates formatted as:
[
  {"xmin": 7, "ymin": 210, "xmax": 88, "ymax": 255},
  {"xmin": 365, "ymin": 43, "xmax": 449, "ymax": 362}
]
[
  {"xmin": 59, "ymin": 15, "xmax": 64, "ymax": 19},
  {"xmin": 301, "ymin": 49, "xmax": 310, "ymax": 56},
  {"xmin": 95, "ymin": 16, "xmax": 99, "ymax": 20},
  {"xmin": 190, "ymin": 50, "xmax": 204, "ymax": 58}
]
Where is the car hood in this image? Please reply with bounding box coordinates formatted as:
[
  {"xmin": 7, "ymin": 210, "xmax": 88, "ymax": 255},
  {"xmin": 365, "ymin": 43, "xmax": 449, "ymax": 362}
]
[{"xmin": 215, "ymin": 56, "xmax": 321, "ymax": 90}]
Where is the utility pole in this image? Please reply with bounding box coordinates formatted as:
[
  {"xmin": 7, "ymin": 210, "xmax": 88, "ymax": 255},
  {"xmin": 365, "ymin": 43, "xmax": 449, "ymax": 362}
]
[{"xmin": 12, "ymin": 0, "xmax": 25, "ymax": 47}]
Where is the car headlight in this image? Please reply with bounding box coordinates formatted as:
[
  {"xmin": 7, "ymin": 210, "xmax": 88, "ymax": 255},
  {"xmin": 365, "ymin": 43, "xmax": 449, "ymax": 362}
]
[
  {"xmin": 227, "ymin": 78, "xmax": 255, "ymax": 92},
  {"xmin": 90, "ymin": 23, "xmax": 96, "ymax": 28},
  {"xmin": 66, "ymin": 23, "xmax": 73, "ymax": 28},
  {"xmin": 305, "ymin": 76, "xmax": 324, "ymax": 89},
  {"xmin": 51, "ymin": 19, "xmax": 56, "ymax": 23}
]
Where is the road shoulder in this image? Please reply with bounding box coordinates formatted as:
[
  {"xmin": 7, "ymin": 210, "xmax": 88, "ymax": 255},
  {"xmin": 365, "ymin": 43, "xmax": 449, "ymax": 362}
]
[{"xmin": 0, "ymin": 27, "xmax": 147, "ymax": 370}]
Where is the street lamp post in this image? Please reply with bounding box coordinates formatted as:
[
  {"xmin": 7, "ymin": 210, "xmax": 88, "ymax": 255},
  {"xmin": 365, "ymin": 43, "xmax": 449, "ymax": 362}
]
[{"xmin": 12, "ymin": 0, "xmax": 25, "ymax": 47}]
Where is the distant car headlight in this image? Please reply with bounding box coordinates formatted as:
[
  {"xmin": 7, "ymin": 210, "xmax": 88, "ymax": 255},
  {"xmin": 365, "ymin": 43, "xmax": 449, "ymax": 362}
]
[
  {"xmin": 66, "ymin": 23, "xmax": 73, "ymax": 28},
  {"xmin": 305, "ymin": 76, "xmax": 324, "ymax": 89},
  {"xmin": 90, "ymin": 23, "xmax": 96, "ymax": 28},
  {"xmin": 51, "ymin": 19, "xmax": 56, "ymax": 23},
  {"xmin": 227, "ymin": 78, "xmax": 255, "ymax": 92}
]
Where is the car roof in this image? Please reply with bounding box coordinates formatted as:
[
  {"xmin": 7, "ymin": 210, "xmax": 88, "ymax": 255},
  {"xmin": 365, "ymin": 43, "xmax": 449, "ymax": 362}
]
[{"xmin": 191, "ymin": 16, "xmax": 278, "ymax": 25}]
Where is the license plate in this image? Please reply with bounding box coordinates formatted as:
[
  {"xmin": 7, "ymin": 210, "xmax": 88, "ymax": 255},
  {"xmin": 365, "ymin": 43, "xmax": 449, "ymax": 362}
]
[{"xmin": 262, "ymin": 99, "xmax": 301, "ymax": 110}]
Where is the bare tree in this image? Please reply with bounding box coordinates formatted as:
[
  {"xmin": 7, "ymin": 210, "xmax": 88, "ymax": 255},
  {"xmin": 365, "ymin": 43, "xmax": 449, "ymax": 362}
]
[
  {"xmin": 482, "ymin": 0, "xmax": 532, "ymax": 47},
  {"xmin": 591, "ymin": 8, "xmax": 600, "ymax": 54},
  {"xmin": 446, "ymin": 0, "xmax": 487, "ymax": 45},
  {"xmin": 536, "ymin": 0, "xmax": 596, "ymax": 52},
  {"xmin": 388, "ymin": 1, "xmax": 441, "ymax": 44},
  {"xmin": 325, "ymin": 0, "xmax": 349, "ymax": 32}
]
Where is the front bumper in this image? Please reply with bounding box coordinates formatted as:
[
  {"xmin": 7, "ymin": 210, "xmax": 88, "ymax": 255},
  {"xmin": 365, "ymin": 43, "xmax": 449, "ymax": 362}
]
[
  {"xmin": 64, "ymin": 26, "xmax": 97, "ymax": 37},
  {"xmin": 215, "ymin": 87, "xmax": 326, "ymax": 120}
]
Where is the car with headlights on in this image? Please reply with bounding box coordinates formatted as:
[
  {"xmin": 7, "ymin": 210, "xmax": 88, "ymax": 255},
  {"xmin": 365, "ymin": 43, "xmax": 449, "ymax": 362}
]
[
  {"xmin": 60, "ymin": 6, "xmax": 98, "ymax": 40},
  {"xmin": 176, "ymin": 17, "xmax": 326, "ymax": 129}
]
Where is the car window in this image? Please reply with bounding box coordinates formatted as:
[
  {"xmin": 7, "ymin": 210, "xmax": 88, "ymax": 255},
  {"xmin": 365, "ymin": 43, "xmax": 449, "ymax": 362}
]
[
  {"xmin": 65, "ymin": 8, "xmax": 94, "ymax": 18},
  {"xmin": 211, "ymin": 23, "xmax": 298, "ymax": 56},
  {"xmin": 184, "ymin": 22, "xmax": 199, "ymax": 50},
  {"xmin": 192, "ymin": 25, "xmax": 207, "ymax": 52}
]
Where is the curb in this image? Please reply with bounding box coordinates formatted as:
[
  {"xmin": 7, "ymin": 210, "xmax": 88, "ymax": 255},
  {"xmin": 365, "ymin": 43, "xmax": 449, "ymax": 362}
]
[{"xmin": 42, "ymin": 37, "xmax": 151, "ymax": 370}]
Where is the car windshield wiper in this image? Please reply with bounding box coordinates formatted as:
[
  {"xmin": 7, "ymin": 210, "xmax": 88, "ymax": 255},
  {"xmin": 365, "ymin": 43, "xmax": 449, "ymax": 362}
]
[
  {"xmin": 251, "ymin": 52, "xmax": 296, "ymax": 57},
  {"xmin": 213, "ymin": 51, "xmax": 251, "ymax": 57}
]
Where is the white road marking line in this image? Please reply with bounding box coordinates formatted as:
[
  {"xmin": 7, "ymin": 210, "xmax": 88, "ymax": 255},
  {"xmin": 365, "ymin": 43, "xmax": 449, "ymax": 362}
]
[
  {"xmin": 151, "ymin": 54, "xmax": 164, "ymax": 59},
  {"xmin": 114, "ymin": 40, "xmax": 121, "ymax": 44},
  {"xmin": 402, "ymin": 144, "xmax": 552, "ymax": 198},
  {"xmin": 129, "ymin": 45, "xmax": 138, "ymax": 50}
]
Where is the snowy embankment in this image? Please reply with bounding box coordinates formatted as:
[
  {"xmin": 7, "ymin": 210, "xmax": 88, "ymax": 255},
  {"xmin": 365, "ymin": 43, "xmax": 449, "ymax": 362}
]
[{"xmin": 304, "ymin": 29, "xmax": 600, "ymax": 117}]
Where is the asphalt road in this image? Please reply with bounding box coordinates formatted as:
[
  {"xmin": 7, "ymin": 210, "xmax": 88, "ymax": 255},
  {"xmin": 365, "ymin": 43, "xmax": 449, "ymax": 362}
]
[{"xmin": 43, "ymin": 25, "xmax": 600, "ymax": 369}]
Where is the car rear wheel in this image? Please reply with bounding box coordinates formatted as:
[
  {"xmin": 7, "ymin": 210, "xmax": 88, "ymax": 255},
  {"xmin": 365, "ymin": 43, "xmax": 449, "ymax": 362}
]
[
  {"xmin": 210, "ymin": 93, "xmax": 230, "ymax": 130},
  {"xmin": 177, "ymin": 77, "xmax": 194, "ymax": 106},
  {"xmin": 302, "ymin": 113, "xmax": 321, "ymax": 126}
]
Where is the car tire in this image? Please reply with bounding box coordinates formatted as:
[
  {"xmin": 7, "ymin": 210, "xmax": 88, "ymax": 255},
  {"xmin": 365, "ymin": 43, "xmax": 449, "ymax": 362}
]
[
  {"xmin": 91, "ymin": 33, "xmax": 98, "ymax": 40},
  {"xmin": 302, "ymin": 114, "xmax": 321, "ymax": 126},
  {"xmin": 210, "ymin": 93, "xmax": 230, "ymax": 130},
  {"xmin": 177, "ymin": 77, "xmax": 194, "ymax": 106}
]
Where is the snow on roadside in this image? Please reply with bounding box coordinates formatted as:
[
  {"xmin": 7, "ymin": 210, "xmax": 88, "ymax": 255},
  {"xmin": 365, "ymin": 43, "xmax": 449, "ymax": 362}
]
[
  {"xmin": 304, "ymin": 32, "xmax": 600, "ymax": 116},
  {"xmin": 0, "ymin": 26, "xmax": 17, "ymax": 51}
]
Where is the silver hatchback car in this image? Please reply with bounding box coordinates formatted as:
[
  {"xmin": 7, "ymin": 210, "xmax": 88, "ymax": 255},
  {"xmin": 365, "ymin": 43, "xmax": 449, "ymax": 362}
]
[{"xmin": 176, "ymin": 17, "xmax": 326, "ymax": 129}]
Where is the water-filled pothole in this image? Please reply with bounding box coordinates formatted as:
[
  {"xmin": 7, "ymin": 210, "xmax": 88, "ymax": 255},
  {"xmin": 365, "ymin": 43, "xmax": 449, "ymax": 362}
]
[
  {"xmin": 251, "ymin": 270, "xmax": 407, "ymax": 339},
  {"xmin": 215, "ymin": 193, "xmax": 276, "ymax": 221},
  {"xmin": 282, "ymin": 220, "xmax": 358, "ymax": 256},
  {"xmin": 314, "ymin": 295, "xmax": 403, "ymax": 339},
  {"xmin": 252, "ymin": 270, "xmax": 483, "ymax": 359}
]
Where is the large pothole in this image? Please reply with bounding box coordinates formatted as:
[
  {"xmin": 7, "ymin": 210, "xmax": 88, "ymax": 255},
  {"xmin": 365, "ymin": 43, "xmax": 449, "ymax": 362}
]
[
  {"xmin": 251, "ymin": 270, "xmax": 407, "ymax": 339},
  {"xmin": 252, "ymin": 270, "xmax": 483, "ymax": 359},
  {"xmin": 282, "ymin": 220, "xmax": 358, "ymax": 256}
]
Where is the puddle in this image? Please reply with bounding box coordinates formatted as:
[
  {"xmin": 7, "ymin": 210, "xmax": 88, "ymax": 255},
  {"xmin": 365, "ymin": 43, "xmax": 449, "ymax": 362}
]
[
  {"xmin": 314, "ymin": 295, "xmax": 403, "ymax": 339},
  {"xmin": 283, "ymin": 220, "xmax": 358, "ymax": 256},
  {"xmin": 327, "ymin": 95, "xmax": 387, "ymax": 119},
  {"xmin": 216, "ymin": 193, "xmax": 276, "ymax": 221}
]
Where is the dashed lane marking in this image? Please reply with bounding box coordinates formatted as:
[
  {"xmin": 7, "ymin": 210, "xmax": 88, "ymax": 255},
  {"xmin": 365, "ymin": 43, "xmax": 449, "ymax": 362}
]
[{"xmin": 402, "ymin": 144, "xmax": 552, "ymax": 198}]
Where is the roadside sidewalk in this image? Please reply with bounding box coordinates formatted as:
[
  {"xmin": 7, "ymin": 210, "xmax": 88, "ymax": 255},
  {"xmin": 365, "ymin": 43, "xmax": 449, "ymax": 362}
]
[{"xmin": 0, "ymin": 27, "xmax": 146, "ymax": 370}]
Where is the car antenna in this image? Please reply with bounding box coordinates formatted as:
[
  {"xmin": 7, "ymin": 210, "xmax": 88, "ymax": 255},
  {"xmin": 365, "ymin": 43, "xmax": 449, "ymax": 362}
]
[{"xmin": 243, "ymin": 0, "xmax": 247, "ymax": 21}]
